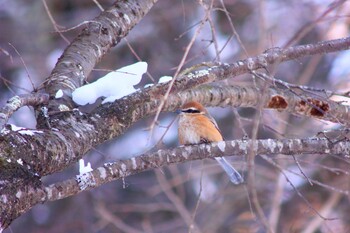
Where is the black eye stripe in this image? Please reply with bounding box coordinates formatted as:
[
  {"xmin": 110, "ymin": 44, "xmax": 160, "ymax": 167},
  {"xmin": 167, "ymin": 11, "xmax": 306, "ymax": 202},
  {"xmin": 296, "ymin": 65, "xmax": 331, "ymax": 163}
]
[{"xmin": 182, "ymin": 109, "xmax": 200, "ymax": 114}]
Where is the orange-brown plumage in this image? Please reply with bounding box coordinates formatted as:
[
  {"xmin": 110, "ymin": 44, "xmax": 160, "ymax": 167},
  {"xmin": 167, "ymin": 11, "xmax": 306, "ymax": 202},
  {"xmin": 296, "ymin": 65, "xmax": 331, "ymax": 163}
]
[
  {"xmin": 177, "ymin": 101, "xmax": 243, "ymax": 184},
  {"xmin": 178, "ymin": 108, "xmax": 222, "ymax": 144}
]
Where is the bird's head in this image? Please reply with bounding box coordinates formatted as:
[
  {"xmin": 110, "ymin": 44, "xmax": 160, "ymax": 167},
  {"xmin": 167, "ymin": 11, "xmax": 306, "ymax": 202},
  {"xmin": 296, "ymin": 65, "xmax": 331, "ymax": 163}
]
[{"xmin": 180, "ymin": 101, "xmax": 207, "ymax": 115}]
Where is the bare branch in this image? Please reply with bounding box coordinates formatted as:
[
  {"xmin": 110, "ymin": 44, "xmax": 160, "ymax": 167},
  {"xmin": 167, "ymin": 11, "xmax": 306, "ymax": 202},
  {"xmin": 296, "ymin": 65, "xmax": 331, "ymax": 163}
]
[
  {"xmin": 42, "ymin": 138, "xmax": 349, "ymax": 202},
  {"xmin": 146, "ymin": 37, "xmax": 350, "ymax": 99},
  {"xmin": 95, "ymin": 202, "xmax": 144, "ymax": 233},
  {"xmin": 166, "ymin": 85, "xmax": 350, "ymax": 124},
  {"xmin": 0, "ymin": 94, "xmax": 49, "ymax": 130},
  {"xmin": 301, "ymin": 192, "xmax": 342, "ymax": 233},
  {"xmin": 155, "ymin": 170, "xmax": 202, "ymax": 232},
  {"xmin": 41, "ymin": 0, "xmax": 70, "ymax": 44}
]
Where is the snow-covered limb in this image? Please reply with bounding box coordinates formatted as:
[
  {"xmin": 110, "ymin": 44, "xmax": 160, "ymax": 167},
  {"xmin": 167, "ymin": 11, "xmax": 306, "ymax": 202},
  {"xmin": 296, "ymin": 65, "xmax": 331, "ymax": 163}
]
[
  {"xmin": 43, "ymin": 1, "xmax": 157, "ymax": 99},
  {"xmin": 72, "ymin": 62, "xmax": 148, "ymax": 105},
  {"xmin": 43, "ymin": 138, "xmax": 350, "ymax": 202}
]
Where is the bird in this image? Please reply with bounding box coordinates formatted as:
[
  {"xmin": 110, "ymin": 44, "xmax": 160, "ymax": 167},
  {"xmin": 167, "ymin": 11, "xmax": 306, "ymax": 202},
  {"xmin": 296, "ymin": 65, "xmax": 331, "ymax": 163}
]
[{"xmin": 178, "ymin": 101, "xmax": 244, "ymax": 185}]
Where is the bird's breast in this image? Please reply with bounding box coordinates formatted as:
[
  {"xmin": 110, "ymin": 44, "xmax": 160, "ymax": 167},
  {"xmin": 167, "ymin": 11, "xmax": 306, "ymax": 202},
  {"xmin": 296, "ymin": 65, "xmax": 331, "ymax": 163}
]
[
  {"xmin": 178, "ymin": 114, "xmax": 223, "ymax": 145},
  {"xmin": 178, "ymin": 115, "xmax": 201, "ymax": 144}
]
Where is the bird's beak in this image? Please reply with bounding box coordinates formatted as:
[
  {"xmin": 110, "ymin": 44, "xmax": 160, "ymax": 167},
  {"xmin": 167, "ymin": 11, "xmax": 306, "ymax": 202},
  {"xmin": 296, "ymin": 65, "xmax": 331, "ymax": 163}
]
[{"xmin": 175, "ymin": 109, "xmax": 182, "ymax": 114}]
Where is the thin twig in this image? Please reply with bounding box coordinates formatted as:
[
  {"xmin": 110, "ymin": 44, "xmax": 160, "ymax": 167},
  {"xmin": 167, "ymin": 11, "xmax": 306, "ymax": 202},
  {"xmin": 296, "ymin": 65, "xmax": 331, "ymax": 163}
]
[
  {"xmin": 8, "ymin": 43, "xmax": 35, "ymax": 91},
  {"xmin": 219, "ymin": 0, "xmax": 249, "ymax": 56},
  {"xmin": 147, "ymin": 6, "xmax": 210, "ymax": 143},
  {"xmin": 301, "ymin": 192, "xmax": 341, "ymax": 233},
  {"xmin": 189, "ymin": 162, "xmax": 204, "ymax": 233},
  {"xmin": 41, "ymin": 0, "xmax": 70, "ymax": 44},
  {"xmin": 95, "ymin": 202, "xmax": 144, "ymax": 233},
  {"xmin": 92, "ymin": 0, "xmax": 104, "ymax": 11},
  {"xmin": 284, "ymin": 0, "xmax": 346, "ymax": 47},
  {"xmin": 124, "ymin": 38, "xmax": 155, "ymax": 83},
  {"xmin": 292, "ymin": 154, "xmax": 313, "ymax": 185},
  {"xmin": 261, "ymin": 154, "xmax": 338, "ymax": 221},
  {"xmin": 247, "ymin": 81, "xmax": 274, "ymax": 233},
  {"xmin": 155, "ymin": 170, "xmax": 202, "ymax": 233}
]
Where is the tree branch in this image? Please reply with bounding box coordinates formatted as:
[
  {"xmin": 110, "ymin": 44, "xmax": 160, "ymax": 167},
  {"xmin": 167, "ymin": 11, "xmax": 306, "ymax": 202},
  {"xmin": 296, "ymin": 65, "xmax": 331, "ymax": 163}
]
[
  {"xmin": 41, "ymin": 0, "xmax": 158, "ymax": 109},
  {"xmin": 43, "ymin": 138, "xmax": 349, "ymax": 202},
  {"xmin": 0, "ymin": 84, "xmax": 348, "ymax": 178},
  {"xmin": 0, "ymin": 93, "xmax": 49, "ymax": 130},
  {"xmin": 166, "ymin": 85, "xmax": 350, "ymax": 124},
  {"xmin": 145, "ymin": 36, "xmax": 350, "ymax": 99}
]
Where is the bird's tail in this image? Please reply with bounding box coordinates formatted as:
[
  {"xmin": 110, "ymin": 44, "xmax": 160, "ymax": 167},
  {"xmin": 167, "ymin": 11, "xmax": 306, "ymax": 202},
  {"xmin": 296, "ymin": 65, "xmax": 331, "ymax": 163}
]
[{"xmin": 215, "ymin": 157, "xmax": 244, "ymax": 185}]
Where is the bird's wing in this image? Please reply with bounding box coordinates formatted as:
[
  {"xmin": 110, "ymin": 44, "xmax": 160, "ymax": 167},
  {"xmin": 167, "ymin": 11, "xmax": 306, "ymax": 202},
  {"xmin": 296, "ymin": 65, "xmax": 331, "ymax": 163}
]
[{"xmin": 206, "ymin": 114, "xmax": 225, "ymax": 140}]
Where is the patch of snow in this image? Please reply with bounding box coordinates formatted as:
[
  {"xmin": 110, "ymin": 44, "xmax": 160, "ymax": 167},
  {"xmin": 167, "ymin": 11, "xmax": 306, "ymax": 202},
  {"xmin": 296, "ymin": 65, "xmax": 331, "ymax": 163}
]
[
  {"xmin": 72, "ymin": 62, "xmax": 147, "ymax": 105},
  {"xmin": 55, "ymin": 89, "xmax": 64, "ymax": 99},
  {"xmin": 158, "ymin": 75, "xmax": 172, "ymax": 83},
  {"xmin": 79, "ymin": 159, "xmax": 93, "ymax": 175}
]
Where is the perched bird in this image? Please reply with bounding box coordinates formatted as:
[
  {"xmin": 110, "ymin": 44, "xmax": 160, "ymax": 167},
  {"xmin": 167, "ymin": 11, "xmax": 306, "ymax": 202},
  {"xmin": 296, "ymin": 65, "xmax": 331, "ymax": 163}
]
[{"xmin": 178, "ymin": 101, "xmax": 244, "ymax": 185}]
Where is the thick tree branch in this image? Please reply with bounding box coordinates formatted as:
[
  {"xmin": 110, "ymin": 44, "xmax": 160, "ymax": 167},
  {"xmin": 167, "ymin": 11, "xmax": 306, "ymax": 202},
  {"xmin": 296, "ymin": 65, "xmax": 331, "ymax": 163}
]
[
  {"xmin": 41, "ymin": 0, "xmax": 158, "ymax": 109},
  {"xmin": 1, "ymin": 84, "xmax": 348, "ymax": 177},
  {"xmin": 2, "ymin": 136, "xmax": 347, "ymax": 230},
  {"xmin": 166, "ymin": 85, "xmax": 350, "ymax": 124},
  {"xmin": 1, "ymin": 37, "xmax": 348, "ymax": 181},
  {"xmin": 3, "ymin": 80, "xmax": 347, "ymax": 229}
]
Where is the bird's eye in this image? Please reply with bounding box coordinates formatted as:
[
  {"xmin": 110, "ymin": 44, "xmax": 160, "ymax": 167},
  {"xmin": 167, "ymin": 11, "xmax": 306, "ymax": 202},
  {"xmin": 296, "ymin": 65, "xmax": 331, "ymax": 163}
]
[{"xmin": 182, "ymin": 108, "xmax": 200, "ymax": 113}]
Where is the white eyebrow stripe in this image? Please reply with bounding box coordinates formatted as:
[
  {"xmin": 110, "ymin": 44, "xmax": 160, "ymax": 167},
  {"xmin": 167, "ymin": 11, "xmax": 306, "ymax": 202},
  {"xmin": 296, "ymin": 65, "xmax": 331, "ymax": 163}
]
[
  {"xmin": 183, "ymin": 107, "xmax": 197, "ymax": 111},
  {"xmin": 182, "ymin": 108, "xmax": 203, "ymax": 114}
]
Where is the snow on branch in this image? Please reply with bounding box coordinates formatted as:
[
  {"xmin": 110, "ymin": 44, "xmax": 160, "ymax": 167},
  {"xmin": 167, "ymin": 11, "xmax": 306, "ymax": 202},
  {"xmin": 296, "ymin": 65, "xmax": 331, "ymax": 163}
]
[
  {"xmin": 43, "ymin": 1, "xmax": 158, "ymax": 97},
  {"xmin": 72, "ymin": 62, "xmax": 147, "ymax": 105}
]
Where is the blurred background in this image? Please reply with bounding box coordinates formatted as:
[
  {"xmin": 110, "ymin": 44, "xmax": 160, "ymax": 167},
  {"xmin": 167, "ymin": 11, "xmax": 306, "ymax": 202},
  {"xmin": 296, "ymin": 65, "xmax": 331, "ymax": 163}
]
[{"xmin": 1, "ymin": 0, "xmax": 350, "ymax": 232}]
